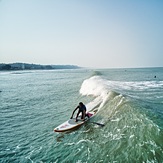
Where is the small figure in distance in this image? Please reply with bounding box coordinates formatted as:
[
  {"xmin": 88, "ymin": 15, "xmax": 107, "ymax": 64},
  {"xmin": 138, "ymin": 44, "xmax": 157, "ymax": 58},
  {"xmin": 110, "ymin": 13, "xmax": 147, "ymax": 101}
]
[{"xmin": 70, "ymin": 102, "xmax": 89, "ymax": 122}]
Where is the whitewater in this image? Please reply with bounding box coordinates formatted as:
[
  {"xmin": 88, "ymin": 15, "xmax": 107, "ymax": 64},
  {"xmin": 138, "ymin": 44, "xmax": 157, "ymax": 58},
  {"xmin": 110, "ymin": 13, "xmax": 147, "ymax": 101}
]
[{"xmin": 0, "ymin": 68, "xmax": 163, "ymax": 162}]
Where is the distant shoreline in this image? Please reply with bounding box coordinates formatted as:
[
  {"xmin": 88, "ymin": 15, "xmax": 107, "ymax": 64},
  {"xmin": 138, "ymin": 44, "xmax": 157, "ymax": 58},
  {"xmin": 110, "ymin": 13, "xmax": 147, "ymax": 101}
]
[{"xmin": 0, "ymin": 63, "xmax": 80, "ymax": 71}]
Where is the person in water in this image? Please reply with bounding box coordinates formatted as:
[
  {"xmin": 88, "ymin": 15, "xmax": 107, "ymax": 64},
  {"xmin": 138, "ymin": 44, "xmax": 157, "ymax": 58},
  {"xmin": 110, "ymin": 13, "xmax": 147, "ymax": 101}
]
[{"xmin": 70, "ymin": 102, "xmax": 89, "ymax": 122}]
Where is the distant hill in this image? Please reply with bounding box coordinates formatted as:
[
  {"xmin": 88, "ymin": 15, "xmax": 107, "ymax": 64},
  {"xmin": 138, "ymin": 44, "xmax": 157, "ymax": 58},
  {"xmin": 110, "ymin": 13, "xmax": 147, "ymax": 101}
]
[{"xmin": 0, "ymin": 63, "xmax": 80, "ymax": 71}]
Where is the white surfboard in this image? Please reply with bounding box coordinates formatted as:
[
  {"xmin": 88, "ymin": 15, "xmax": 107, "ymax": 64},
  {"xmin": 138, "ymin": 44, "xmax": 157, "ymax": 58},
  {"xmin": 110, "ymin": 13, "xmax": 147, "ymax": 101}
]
[{"xmin": 54, "ymin": 111, "xmax": 97, "ymax": 132}]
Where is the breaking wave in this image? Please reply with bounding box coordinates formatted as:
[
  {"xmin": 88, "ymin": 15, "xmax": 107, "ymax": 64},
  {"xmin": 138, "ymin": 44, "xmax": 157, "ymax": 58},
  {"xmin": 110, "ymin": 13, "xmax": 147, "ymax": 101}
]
[{"xmin": 77, "ymin": 75, "xmax": 163, "ymax": 162}]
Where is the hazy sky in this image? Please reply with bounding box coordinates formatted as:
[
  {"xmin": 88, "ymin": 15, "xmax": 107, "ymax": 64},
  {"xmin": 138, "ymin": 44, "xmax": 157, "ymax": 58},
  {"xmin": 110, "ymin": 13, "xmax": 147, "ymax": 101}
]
[{"xmin": 0, "ymin": 0, "xmax": 163, "ymax": 68}]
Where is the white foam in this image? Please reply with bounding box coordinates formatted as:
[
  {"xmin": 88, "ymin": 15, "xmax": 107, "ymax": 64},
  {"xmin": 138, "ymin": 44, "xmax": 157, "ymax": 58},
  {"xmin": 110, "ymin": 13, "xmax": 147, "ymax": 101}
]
[
  {"xmin": 80, "ymin": 76, "xmax": 163, "ymax": 100},
  {"xmin": 79, "ymin": 76, "xmax": 163, "ymax": 112},
  {"xmin": 129, "ymin": 135, "xmax": 135, "ymax": 139},
  {"xmin": 80, "ymin": 76, "xmax": 110, "ymax": 111},
  {"xmin": 76, "ymin": 139, "xmax": 91, "ymax": 145},
  {"xmin": 106, "ymin": 80, "xmax": 163, "ymax": 91},
  {"xmin": 80, "ymin": 76, "xmax": 109, "ymax": 99}
]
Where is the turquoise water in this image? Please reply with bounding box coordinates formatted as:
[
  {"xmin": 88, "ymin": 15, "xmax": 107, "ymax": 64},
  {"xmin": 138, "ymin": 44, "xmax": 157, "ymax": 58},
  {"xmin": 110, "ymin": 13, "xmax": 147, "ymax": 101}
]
[{"xmin": 0, "ymin": 68, "xmax": 163, "ymax": 162}]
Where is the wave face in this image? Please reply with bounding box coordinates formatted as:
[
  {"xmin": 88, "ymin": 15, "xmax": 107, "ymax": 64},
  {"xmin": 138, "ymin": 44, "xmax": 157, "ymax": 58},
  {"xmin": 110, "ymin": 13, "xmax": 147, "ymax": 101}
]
[{"xmin": 75, "ymin": 75, "xmax": 163, "ymax": 162}]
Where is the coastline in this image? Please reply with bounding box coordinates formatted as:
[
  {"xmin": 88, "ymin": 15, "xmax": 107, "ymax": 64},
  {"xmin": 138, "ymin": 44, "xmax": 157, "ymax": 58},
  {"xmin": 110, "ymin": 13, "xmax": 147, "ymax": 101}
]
[{"xmin": 0, "ymin": 63, "xmax": 80, "ymax": 71}]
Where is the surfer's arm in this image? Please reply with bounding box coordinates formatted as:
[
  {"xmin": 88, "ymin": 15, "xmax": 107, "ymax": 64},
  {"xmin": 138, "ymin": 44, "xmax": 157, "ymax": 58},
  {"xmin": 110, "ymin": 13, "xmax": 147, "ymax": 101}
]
[{"xmin": 70, "ymin": 106, "xmax": 78, "ymax": 119}]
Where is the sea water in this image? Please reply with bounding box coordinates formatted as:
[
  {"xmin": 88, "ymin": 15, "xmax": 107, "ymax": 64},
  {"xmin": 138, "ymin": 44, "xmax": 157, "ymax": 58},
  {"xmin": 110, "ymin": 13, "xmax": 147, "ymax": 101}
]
[{"xmin": 0, "ymin": 68, "xmax": 163, "ymax": 162}]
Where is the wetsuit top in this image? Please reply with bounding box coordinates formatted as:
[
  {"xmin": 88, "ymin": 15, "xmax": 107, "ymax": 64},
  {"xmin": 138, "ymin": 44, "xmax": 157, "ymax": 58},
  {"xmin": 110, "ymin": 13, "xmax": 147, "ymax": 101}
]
[{"xmin": 79, "ymin": 105, "xmax": 86, "ymax": 112}]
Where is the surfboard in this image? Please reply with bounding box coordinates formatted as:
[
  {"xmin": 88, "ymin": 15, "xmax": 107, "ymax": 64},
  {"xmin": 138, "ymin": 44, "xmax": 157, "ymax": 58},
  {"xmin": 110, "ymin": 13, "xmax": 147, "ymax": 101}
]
[{"xmin": 54, "ymin": 111, "xmax": 97, "ymax": 132}]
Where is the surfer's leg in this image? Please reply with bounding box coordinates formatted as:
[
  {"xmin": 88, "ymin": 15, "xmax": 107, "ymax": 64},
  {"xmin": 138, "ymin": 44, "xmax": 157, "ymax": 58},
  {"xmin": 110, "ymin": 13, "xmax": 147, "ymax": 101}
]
[
  {"xmin": 75, "ymin": 111, "xmax": 80, "ymax": 122},
  {"xmin": 86, "ymin": 113, "xmax": 90, "ymax": 118},
  {"xmin": 81, "ymin": 110, "xmax": 86, "ymax": 121}
]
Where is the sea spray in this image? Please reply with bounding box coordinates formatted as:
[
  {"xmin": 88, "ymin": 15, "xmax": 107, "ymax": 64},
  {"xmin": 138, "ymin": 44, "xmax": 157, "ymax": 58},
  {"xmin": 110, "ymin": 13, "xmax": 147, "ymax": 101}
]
[
  {"xmin": 80, "ymin": 76, "xmax": 109, "ymax": 98},
  {"xmin": 79, "ymin": 76, "xmax": 111, "ymax": 110},
  {"xmin": 79, "ymin": 76, "xmax": 123, "ymax": 113}
]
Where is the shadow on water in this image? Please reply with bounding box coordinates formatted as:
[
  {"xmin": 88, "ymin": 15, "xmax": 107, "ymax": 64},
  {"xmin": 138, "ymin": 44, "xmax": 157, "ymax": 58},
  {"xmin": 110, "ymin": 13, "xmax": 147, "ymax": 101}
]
[{"xmin": 56, "ymin": 134, "xmax": 65, "ymax": 142}]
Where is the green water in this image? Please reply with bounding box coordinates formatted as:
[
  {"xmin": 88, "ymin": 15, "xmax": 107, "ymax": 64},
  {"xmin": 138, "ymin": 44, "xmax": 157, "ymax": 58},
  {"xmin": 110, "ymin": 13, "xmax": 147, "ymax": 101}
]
[{"xmin": 0, "ymin": 68, "xmax": 163, "ymax": 162}]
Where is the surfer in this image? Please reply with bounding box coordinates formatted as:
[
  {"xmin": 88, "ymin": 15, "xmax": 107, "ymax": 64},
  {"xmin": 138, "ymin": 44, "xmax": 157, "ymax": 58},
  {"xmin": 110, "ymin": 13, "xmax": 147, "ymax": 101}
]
[{"xmin": 70, "ymin": 102, "xmax": 89, "ymax": 122}]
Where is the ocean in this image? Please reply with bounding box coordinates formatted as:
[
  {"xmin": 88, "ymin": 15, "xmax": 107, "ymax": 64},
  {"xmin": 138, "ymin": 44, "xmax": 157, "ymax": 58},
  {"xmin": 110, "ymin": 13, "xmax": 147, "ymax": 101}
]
[{"xmin": 0, "ymin": 68, "xmax": 163, "ymax": 163}]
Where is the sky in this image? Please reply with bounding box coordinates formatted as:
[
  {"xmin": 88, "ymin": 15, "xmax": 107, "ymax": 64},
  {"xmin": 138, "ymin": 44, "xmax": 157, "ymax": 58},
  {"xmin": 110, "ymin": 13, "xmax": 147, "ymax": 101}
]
[{"xmin": 0, "ymin": 0, "xmax": 163, "ymax": 68}]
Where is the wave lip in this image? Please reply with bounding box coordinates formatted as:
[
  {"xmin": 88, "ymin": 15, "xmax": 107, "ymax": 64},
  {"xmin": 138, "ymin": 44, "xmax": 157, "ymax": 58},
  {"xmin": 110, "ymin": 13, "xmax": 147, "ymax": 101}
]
[
  {"xmin": 79, "ymin": 76, "xmax": 121, "ymax": 112},
  {"xmin": 80, "ymin": 76, "xmax": 109, "ymax": 99}
]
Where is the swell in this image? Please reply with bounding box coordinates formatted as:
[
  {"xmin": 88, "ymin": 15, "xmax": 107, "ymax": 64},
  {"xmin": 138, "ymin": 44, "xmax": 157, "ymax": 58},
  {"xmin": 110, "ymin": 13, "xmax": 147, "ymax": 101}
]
[
  {"xmin": 79, "ymin": 75, "xmax": 122, "ymax": 111},
  {"xmin": 78, "ymin": 75, "xmax": 163, "ymax": 162},
  {"xmin": 91, "ymin": 70, "xmax": 103, "ymax": 77}
]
